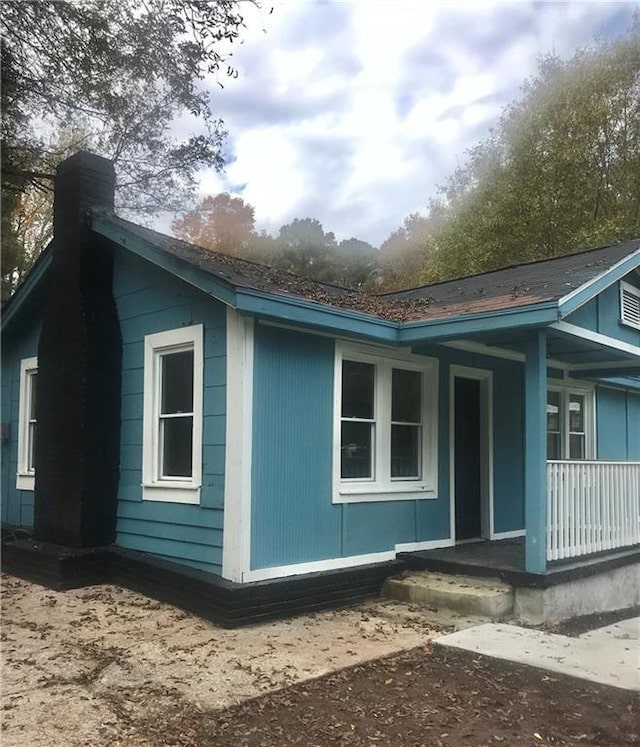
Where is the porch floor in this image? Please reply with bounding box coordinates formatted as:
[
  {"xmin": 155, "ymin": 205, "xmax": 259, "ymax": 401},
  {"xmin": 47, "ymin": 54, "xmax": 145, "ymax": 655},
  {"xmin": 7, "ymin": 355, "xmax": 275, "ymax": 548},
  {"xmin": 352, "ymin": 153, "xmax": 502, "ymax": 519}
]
[{"xmin": 399, "ymin": 538, "xmax": 640, "ymax": 588}]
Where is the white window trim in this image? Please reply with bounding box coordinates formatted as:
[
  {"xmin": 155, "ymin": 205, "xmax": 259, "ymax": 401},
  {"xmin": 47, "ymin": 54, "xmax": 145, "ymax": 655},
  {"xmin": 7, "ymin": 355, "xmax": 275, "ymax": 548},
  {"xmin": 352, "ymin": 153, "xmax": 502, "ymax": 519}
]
[
  {"xmin": 142, "ymin": 324, "xmax": 203, "ymax": 504},
  {"xmin": 620, "ymin": 280, "xmax": 640, "ymax": 330},
  {"xmin": 333, "ymin": 341, "xmax": 438, "ymax": 503},
  {"xmin": 547, "ymin": 379, "xmax": 596, "ymax": 460},
  {"xmin": 16, "ymin": 356, "xmax": 38, "ymax": 491}
]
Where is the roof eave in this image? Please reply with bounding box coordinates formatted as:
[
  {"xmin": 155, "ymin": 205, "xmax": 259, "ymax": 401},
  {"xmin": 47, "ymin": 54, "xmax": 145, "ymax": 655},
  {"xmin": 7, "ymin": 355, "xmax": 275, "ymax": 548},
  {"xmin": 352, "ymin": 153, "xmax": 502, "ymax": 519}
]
[
  {"xmin": 236, "ymin": 288, "xmax": 399, "ymax": 343},
  {"xmin": 397, "ymin": 302, "xmax": 560, "ymax": 343},
  {"xmin": 558, "ymin": 247, "xmax": 640, "ymax": 317},
  {"xmin": 1, "ymin": 245, "xmax": 54, "ymax": 334},
  {"xmin": 91, "ymin": 215, "xmax": 238, "ymax": 307}
]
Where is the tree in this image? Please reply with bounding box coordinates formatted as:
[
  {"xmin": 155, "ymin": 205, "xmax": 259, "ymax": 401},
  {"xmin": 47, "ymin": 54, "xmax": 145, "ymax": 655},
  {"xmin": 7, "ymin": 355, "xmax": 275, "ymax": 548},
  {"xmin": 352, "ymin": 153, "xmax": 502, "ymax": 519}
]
[
  {"xmin": 274, "ymin": 218, "xmax": 338, "ymax": 281},
  {"xmin": 173, "ymin": 200, "xmax": 379, "ymax": 288},
  {"xmin": 422, "ymin": 17, "xmax": 640, "ymax": 282},
  {"xmin": 172, "ymin": 193, "xmax": 257, "ymax": 256},
  {"xmin": 1, "ymin": 0, "xmax": 256, "ymax": 297},
  {"xmin": 1, "ymin": 124, "xmax": 99, "ymax": 296},
  {"xmin": 377, "ymin": 213, "xmax": 434, "ymax": 291},
  {"xmin": 334, "ymin": 238, "xmax": 378, "ymax": 288}
]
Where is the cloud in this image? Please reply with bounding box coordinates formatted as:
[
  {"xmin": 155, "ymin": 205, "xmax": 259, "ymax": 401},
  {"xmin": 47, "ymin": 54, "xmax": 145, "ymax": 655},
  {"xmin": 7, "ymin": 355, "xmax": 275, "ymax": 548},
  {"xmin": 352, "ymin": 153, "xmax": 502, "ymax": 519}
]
[{"xmin": 170, "ymin": 0, "xmax": 636, "ymax": 246}]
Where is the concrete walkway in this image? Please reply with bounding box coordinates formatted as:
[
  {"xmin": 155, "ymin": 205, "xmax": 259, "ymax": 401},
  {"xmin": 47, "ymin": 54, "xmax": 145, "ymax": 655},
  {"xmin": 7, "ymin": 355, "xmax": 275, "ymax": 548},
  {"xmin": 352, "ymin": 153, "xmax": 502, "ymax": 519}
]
[{"xmin": 435, "ymin": 616, "xmax": 640, "ymax": 691}]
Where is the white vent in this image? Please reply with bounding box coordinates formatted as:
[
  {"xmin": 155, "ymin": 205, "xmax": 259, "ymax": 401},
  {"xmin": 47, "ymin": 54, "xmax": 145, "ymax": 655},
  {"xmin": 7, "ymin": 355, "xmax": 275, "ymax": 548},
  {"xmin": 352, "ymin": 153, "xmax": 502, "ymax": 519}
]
[{"xmin": 620, "ymin": 280, "xmax": 640, "ymax": 329}]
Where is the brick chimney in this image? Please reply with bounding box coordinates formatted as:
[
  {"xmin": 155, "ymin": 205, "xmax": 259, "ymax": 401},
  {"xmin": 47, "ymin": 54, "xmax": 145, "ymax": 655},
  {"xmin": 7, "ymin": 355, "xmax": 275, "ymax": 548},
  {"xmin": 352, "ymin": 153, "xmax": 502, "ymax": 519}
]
[{"xmin": 34, "ymin": 152, "xmax": 122, "ymax": 547}]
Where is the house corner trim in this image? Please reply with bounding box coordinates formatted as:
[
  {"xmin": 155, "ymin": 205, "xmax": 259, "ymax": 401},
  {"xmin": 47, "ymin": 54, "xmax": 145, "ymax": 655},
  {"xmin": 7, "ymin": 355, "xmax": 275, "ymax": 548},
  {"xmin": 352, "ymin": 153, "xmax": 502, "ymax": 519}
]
[{"xmin": 222, "ymin": 309, "xmax": 254, "ymax": 582}]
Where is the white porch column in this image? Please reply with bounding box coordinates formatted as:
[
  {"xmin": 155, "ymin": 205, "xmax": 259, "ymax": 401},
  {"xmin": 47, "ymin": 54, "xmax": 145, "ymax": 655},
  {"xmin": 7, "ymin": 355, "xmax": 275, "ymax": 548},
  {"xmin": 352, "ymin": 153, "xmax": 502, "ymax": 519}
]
[{"xmin": 524, "ymin": 329, "xmax": 547, "ymax": 573}]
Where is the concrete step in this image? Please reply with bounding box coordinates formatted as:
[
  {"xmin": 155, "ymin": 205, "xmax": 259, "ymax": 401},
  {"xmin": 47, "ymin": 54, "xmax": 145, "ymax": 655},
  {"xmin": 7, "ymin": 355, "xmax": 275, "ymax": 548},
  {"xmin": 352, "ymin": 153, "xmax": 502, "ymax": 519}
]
[{"xmin": 382, "ymin": 571, "xmax": 514, "ymax": 620}]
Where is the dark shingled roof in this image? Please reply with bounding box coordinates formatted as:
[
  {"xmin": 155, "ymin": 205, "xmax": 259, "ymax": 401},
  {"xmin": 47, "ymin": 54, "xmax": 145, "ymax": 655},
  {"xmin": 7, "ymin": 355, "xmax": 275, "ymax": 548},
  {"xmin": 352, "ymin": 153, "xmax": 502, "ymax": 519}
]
[
  {"xmin": 99, "ymin": 215, "xmax": 437, "ymax": 321},
  {"xmin": 383, "ymin": 239, "xmax": 640, "ymax": 320},
  {"xmin": 100, "ymin": 215, "xmax": 639, "ymax": 324}
]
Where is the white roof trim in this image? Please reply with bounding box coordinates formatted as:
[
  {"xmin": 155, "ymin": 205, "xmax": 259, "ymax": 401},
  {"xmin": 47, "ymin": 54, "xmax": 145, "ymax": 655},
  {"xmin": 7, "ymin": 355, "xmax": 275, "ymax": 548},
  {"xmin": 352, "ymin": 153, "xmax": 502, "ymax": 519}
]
[{"xmin": 558, "ymin": 247, "xmax": 640, "ymax": 314}]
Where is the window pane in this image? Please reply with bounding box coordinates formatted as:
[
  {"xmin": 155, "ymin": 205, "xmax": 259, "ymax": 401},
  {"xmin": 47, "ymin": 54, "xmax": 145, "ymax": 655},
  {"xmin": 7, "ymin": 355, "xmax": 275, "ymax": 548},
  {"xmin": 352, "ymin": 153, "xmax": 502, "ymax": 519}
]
[
  {"xmin": 547, "ymin": 391, "xmax": 560, "ymax": 433},
  {"xmin": 341, "ymin": 421, "xmax": 373, "ymax": 478},
  {"xmin": 161, "ymin": 350, "xmax": 194, "ymax": 414},
  {"xmin": 391, "ymin": 424, "xmax": 420, "ymax": 478},
  {"xmin": 547, "ymin": 432, "xmax": 561, "ymax": 460},
  {"xmin": 28, "ymin": 423, "xmax": 36, "ymax": 471},
  {"xmin": 162, "ymin": 416, "xmax": 193, "ymax": 477},
  {"xmin": 569, "ymin": 434, "xmax": 585, "ymax": 460},
  {"xmin": 341, "ymin": 361, "xmax": 374, "ymax": 419},
  {"xmin": 569, "ymin": 394, "xmax": 584, "ymax": 432},
  {"xmin": 392, "ymin": 369, "xmax": 422, "ymax": 423},
  {"xmin": 29, "ymin": 373, "xmax": 37, "ymax": 420}
]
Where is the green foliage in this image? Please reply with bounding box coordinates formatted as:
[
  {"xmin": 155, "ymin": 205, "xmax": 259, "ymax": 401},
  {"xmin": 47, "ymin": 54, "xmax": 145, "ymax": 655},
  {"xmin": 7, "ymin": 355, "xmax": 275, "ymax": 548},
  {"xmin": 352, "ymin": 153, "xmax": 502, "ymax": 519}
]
[
  {"xmin": 274, "ymin": 218, "xmax": 337, "ymax": 280},
  {"xmin": 1, "ymin": 0, "xmax": 254, "ymax": 297},
  {"xmin": 271, "ymin": 219, "xmax": 378, "ymax": 287},
  {"xmin": 421, "ymin": 17, "xmax": 640, "ymax": 281},
  {"xmin": 376, "ymin": 213, "xmax": 436, "ymax": 291},
  {"xmin": 334, "ymin": 238, "xmax": 378, "ymax": 288}
]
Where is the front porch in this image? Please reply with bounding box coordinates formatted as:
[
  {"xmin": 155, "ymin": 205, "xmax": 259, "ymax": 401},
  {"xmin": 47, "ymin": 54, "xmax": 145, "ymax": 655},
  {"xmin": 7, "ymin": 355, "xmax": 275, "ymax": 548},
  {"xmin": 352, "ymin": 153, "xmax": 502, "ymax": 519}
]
[
  {"xmin": 399, "ymin": 536, "xmax": 640, "ymax": 587},
  {"xmin": 442, "ymin": 311, "xmax": 640, "ymax": 574},
  {"xmin": 397, "ymin": 536, "xmax": 640, "ymax": 623}
]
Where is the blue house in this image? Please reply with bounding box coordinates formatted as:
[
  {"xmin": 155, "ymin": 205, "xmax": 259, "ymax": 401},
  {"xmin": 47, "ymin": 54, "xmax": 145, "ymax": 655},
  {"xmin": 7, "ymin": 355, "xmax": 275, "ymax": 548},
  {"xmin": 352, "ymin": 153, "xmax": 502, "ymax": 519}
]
[{"xmin": 2, "ymin": 152, "xmax": 639, "ymax": 624}]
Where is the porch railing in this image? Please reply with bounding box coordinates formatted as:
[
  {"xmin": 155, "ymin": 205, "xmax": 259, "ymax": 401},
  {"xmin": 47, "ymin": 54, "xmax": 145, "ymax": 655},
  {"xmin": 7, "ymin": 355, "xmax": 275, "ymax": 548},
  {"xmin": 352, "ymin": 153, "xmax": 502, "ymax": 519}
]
[{"xmin": 546, "ymin": 461, "xmax": 640, "ymax": 561}]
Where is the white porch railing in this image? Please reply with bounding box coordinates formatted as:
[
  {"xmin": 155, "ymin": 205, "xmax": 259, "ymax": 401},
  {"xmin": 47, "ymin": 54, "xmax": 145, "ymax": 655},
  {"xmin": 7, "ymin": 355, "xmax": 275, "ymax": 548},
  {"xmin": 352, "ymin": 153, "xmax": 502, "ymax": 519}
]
[{"xmin": 546, "ymin": 461, "xmax": 640, "ymax": 561}]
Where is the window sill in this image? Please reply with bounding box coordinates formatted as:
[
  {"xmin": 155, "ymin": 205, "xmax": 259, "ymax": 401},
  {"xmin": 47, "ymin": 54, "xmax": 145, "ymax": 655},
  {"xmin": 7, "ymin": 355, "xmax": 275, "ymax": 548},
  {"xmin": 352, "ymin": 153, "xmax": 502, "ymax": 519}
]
[
  {"xmin": 142, "ymin": 483, "xmax": 201, "ymax": 505},
  {"xmin": 333, "ymin": 483, "xmax": 437, "ymax": 504},
  {"xmin": 16, "ymin": 473, "xmax": 35, "ymax": 491}
]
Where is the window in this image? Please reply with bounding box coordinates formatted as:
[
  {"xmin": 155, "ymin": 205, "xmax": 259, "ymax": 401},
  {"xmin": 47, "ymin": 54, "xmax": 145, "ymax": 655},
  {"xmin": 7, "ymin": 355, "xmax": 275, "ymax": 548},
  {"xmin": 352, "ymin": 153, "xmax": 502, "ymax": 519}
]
[
  {"xmin": 334, "ymin": 342, "xmax": 438, "ymax": 503},
  {"xmin": 620, "ymin": 281, "xmax": 640, "ymax": 330},
  {"xmin": 142, "ymin": 325, "xmax": 203, "ymax": 503},
  {"xmin": 546, "ymin": 384, "xmax": 594, "ymax": 461},
  {"xmin": 17, "ymin": 356, "xmax": 38, "ymax": 490}
]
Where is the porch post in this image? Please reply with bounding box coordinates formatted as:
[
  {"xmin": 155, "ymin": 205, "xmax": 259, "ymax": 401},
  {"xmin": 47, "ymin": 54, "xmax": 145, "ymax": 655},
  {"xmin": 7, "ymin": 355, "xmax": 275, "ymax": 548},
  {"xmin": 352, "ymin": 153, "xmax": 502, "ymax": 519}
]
[{"xmin": 524, "ymin": 329, "xmax": 547, "ymax": 573}]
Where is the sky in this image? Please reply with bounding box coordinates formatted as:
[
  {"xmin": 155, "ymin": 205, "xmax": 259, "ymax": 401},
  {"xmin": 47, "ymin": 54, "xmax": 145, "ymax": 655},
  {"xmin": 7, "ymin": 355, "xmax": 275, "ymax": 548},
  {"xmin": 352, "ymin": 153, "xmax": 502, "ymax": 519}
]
[{"xmin": 185, "ymin": 0, "xmax": 636, "ymax": 247}]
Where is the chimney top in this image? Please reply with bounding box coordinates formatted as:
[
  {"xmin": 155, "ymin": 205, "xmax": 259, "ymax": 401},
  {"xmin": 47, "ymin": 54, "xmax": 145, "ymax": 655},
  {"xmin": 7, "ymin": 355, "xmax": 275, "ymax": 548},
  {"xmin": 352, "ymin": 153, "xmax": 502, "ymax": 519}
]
[{"xmin": 54, "ymin": 151, "xmax": 116, "ymax": 220}]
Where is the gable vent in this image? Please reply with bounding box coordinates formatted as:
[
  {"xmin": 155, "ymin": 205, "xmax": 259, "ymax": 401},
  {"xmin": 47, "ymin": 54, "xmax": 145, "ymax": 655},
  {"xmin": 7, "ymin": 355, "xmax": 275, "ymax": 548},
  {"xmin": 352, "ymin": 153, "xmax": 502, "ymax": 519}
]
[{"xmin": 620, "ymin": 281, "xmax": 640, "ymax": 329}]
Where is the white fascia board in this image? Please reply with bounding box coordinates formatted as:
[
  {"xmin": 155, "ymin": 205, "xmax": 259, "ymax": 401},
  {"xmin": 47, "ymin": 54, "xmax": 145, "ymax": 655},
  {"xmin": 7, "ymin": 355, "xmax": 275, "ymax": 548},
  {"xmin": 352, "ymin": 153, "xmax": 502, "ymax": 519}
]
[
  {"xmin": 558, "ymin": 248, "xmax": 640, "ymax": 317},
  {"xmin": 550, "ymin": 321, "xmax": 640, "ymax": 359}
]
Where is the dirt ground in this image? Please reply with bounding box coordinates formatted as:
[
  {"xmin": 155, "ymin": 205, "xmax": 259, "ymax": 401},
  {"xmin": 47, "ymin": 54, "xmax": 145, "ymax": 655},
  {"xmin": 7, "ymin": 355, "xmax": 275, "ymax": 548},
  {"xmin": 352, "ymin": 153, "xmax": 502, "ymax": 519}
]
[
  {"xmin": 133, "ymin": 646, "xmax": 638, "ymax": 747},
  {"xmin": 2, "ymin": 575, "xmax": 637, "ymax": 747},
  {"xmin": 1, "ymin": 574, "xmax": 455, "ymax": 747}
]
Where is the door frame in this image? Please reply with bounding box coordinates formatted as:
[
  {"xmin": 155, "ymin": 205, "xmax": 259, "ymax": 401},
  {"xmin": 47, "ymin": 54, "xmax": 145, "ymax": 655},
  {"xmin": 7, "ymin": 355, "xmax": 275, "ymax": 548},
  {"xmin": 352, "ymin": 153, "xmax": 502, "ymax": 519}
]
[{"xmin": 449, "ymin": 365, "xmax": 494, "ymax": 543}]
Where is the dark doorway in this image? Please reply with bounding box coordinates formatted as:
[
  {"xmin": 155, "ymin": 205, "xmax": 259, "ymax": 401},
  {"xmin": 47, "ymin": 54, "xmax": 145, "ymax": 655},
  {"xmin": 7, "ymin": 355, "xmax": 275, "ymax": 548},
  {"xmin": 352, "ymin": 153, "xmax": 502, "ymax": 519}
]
[{"xmin": 454, "ymin": 377, "xmax": 482, "ymax": 541}]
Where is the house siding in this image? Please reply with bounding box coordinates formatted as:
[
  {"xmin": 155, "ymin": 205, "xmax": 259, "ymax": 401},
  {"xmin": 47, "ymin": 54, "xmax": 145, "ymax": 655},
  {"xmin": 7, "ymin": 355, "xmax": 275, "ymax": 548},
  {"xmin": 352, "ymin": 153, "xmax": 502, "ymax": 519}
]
[
  {"xmin": 596, "ymin": 387, "xmax": 640, "ymax": 460},
  {"xmin": 112, "ymin": 248, "xmax": 226, "ymax": 575},
  {"xmin": 1, "ymin": 320, "xmax": 41, "ymax": 529},
  {"xmin": 250, "ymin": 325, "xmax": 454, "ymax": 570},
  {"xmin": 567, "ymin": 273, "xmax": 640, "ymax": 347},
  {"xmin": 250, "ymin": 325, "xmax": 527, "ymax": 572}
]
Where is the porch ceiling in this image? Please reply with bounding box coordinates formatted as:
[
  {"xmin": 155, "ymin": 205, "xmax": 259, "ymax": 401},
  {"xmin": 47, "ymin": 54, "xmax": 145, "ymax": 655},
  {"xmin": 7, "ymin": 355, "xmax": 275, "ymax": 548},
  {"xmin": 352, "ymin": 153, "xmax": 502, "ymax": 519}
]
[{"xmin": 445, "ymin": 325, "xmax": 640, "ymax": 378}]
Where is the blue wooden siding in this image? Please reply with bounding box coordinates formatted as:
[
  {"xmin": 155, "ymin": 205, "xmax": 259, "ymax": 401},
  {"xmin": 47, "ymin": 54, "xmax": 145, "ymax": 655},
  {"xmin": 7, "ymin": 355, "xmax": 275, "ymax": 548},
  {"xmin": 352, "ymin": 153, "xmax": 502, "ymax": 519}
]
[
  {"xmin": 251, "ymin": 327, "xmax": 341, "ymax": 567},
  {"xmin": 113, "ymin": 248, "xmax": 226, "ymax": 575},
  {"xmin": 567, "ymin": 273, "xmax": 640, "ymax": 347},
  {"xmin": 1, "ymin": 320, "xmax": 41, "ymax": 528},
  {"xmin": 250, "ymin": 325, "xmax": 453, "ymax": 569},
  {"xmin": 250, "ymin": 326, "xmax": 528, "ymax": 572},
  {"xmin": 596, "ymin": 387, "xmax": 640, "ymax": 460}
]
